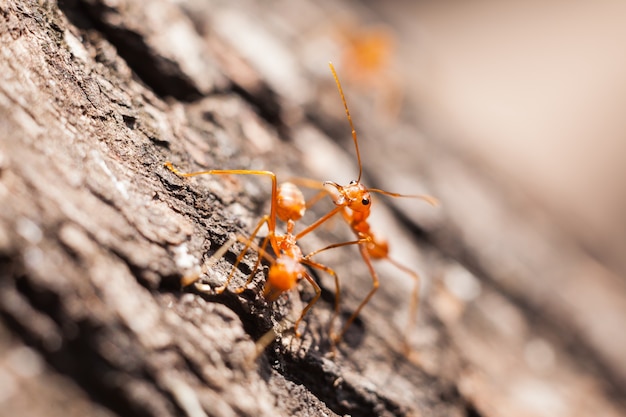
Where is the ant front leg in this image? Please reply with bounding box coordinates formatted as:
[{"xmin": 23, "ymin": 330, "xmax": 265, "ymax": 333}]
[{"xmin": 164, "ymin": 162, "xmax": 281, "ymax": 255}]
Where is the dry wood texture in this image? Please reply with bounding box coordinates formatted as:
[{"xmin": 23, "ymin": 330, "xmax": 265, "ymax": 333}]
[{"xmin": 1, "ymin": 1, "xmax": 625, "ymax": 417}]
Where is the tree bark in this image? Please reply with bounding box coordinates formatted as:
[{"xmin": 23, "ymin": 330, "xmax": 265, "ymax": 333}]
[{"xmin": 0, "ymin": 1, "xmax": 624, "ymax": 417}]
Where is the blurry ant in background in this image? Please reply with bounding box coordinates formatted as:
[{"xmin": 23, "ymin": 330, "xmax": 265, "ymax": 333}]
[
  {"xmin": 337, "ymin": 23, "xmax": 393, "ymax": 86},
  {"xmin": 305, "ymin": 63, "xmax": 438, "ymax": 348},
  {"xmin": 333, "ymin": 21, "xmax": 403, "ymax": 121},
  {"xmin": 164, "ymin": 163, "xmax": 350, "ymax": 342}
]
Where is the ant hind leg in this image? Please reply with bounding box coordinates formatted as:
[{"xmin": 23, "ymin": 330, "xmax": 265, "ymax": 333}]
[{"xmin": 386, "ymin": 256, "xmax": 421, "ymax": 354}]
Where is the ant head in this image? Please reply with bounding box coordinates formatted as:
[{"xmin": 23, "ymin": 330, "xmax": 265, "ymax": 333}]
[{"xmin": 324, "ymin": 180, "xmax": 371, "ymax": 213}]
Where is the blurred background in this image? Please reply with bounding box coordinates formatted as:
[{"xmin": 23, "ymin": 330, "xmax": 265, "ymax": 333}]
[{"xmin": 400, "ymin": 0, "xmax": 626, "ymax": 275}]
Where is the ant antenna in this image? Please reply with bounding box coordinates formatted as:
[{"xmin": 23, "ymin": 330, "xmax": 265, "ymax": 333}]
[{"xmin": 329, "ymin": 61, "xmax": 363, "ymax": 182}]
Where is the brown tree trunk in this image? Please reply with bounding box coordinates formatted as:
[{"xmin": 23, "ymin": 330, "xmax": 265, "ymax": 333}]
[{"xmin": 1, "ymin": 1, "xmax": 624, "ymax": 417}]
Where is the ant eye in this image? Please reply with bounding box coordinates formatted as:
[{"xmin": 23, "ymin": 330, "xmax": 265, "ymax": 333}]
[
  {"xmin": 361, "ymin": 198, "xmax": 370, "ymax": 206},
  {"xmin": 349, "ymin": 180, "xmax": 357, "ymax": 185}
]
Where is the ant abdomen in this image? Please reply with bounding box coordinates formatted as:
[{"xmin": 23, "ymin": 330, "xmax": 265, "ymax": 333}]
[{"xmin": 277, "ymin": 182, "xmax": 306, "ymax": 222}]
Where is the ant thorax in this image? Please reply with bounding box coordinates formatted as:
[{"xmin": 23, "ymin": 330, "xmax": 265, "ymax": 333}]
[{"xmin": 275, "ymin": 233, "xmax": 303, "ymax": 259}]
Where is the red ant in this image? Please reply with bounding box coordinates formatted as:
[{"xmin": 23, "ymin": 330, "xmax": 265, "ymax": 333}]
[
  {"xmin": 303, "ymin": 63, "xmax": 438, "ymax": 346},
  {"xmin": 163, "ymin": 163, "xmax": 347, "ymax": 339},
  {"xmin": 164, "ymin": 63, "xmax": 436, "ymax": 350}
]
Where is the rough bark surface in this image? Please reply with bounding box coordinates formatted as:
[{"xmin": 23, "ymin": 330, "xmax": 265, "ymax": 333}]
[{"xmin": 0, "ymin": 1, "xmax": 624, "ymax": 417}]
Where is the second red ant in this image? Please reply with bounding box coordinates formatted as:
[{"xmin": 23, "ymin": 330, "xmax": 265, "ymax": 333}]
[{"xmin": 303, "ymin": 63, "xmax": 438, "ymax": 347}]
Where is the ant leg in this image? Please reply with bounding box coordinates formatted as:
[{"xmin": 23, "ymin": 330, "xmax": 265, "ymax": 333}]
[
  {"xmin": 207, "ymin": 232, "xmax": 277, "ymax": 296},
  {"xmin": 305, "ymin": 189, "xmax": 329, "ymax": 210},
  {"xmin": 304, "ymin": 238, "xmax": 364, "ymax": 259},
  {"xmin": 387, "ymin": 257, "xmax": 421, "ymax": 352},
  {"xmin": 286, "ymin": 177, "xmax": 328, "ymax": 208},
  {"xmin": 301, "ymin": 258, "xmax": 341, "ymax": 342},
  {"xmin": 333, "ymin": 243, "xmax": 379, "ymax": 344},
  {"xmin": 287, "ymin": 177, "xmax": 326, "ymax": 190},
  {"xmin": 232, "ymin": 232, "xmax": 273, "ymax": 294},
  {"xmin": 164, "ymin": 162, "xmax": 280, "ymax": 254},
  {"xmin": 251, "ymin": 317, "xmax": 294, "ymax": 359},
  {"xmin": 214, "ymin": 216, "xmax": 270, "ymax": 294},
  {"xmin": 295, "ymin": 206, "xmax": 343, "ymax": 241},
  {"xmin": 189, "ymin": 216, "xmax": 273, "ymax": 294},
  {"xmin": 191, "ymin": 235, "xmax": 238, "ymax": 292},
  {"xmin": 294, "ymin": 271, "xmax": 321, "ymax": 338},
  {"xmin": 304, "ymin": 238, "xmax": 369, "ymax": 344},
  {"xmin": 227, "ymin": 217, "xmax": 273, "ymax": 294},
  {"xmin": 180, "ymin": 238, "xmax": 232, "ymax": 288}
]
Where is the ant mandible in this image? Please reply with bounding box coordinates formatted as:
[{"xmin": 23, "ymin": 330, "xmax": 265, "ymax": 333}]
[
  {"xmin": 163, "ymin": 163, "xmax": 348, "ymax": 339},
  {"xmin": 306, "ymin": 63, "xmax": 438, "ymax": 347}
]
